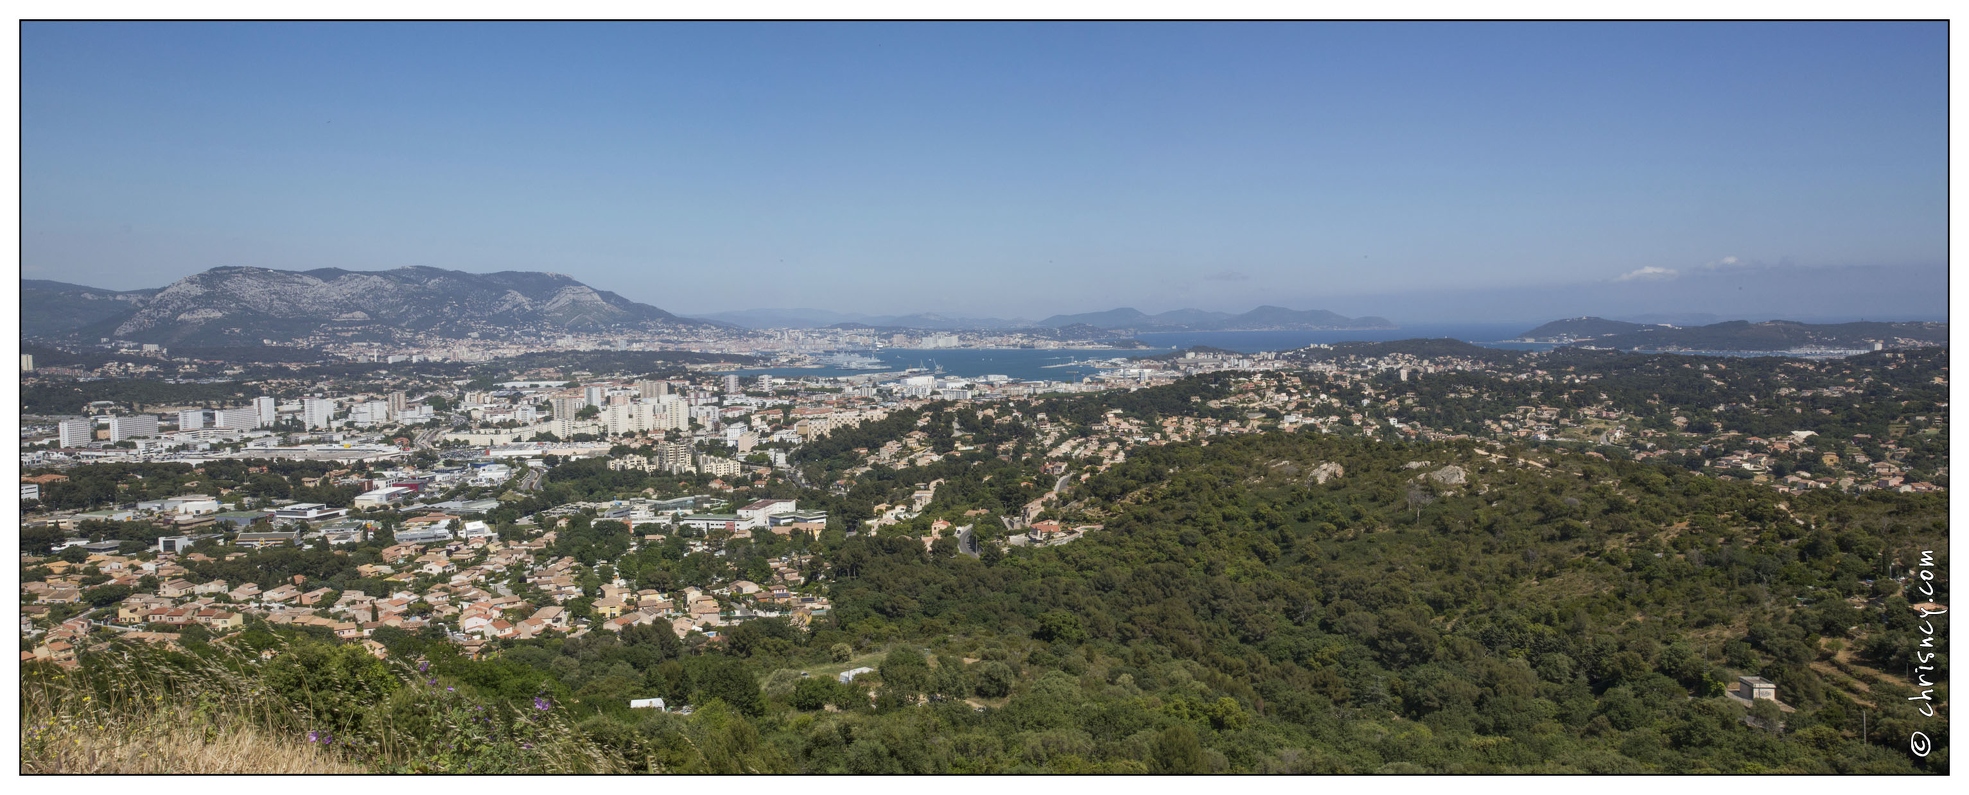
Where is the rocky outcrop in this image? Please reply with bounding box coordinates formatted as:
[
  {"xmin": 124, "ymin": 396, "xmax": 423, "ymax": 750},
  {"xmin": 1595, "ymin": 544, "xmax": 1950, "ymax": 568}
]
[{"xmin": 1424, "ymin": 465, "xmax": 1467, "ymax": 486}]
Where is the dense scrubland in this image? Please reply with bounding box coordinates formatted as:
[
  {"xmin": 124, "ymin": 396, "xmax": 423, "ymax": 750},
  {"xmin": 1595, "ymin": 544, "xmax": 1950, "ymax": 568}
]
[{"xmin": 26, "ymin": 424, "xmax": 1948, "ymax": 772}]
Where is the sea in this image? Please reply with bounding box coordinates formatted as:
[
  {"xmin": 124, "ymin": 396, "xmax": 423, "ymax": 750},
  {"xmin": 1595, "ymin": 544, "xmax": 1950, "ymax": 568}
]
[{"xmin": 733, "ymin": 323, "xmax": 1547, "ymax": 381}]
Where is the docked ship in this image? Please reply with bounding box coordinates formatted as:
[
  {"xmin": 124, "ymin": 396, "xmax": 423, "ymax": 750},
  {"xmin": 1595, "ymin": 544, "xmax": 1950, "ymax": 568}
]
[{"xmin": 821, "ymin": 352, "xmax": 888, "ymax": 370}]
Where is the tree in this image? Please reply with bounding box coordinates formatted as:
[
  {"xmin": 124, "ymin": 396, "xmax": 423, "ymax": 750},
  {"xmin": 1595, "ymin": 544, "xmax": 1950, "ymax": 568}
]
[
  {"xmin": 1033, "ymin": 610, "xmax": 1086, "ymax": 644},
  {"xmin": 83, "ymin": 584, "xmax": 132, "ymax": 607},
  {"xmin": 1153, "ymin": 724, "xmax": 1207, "ymax": 773},
  {"xmin": 690, "ymin": 655, "xmax": 764, "ymax": 717},
  {"xmin": 878, "ymin": 647, "xmax": 931, "ymax": 701},
  {"xmin": 790, "ymin": 677, "xmax": 844, "ymax": 711},
  {"xmin": 931, "ymin": 665, "xmax": 967, "ymax": 699},
  {"xmin": 970, "ymin": 661, "xmax": 1015, "ymax": 699},
  {"xmin": 621, "ymin": 622, "xmax": 684, "ymax": 660}
]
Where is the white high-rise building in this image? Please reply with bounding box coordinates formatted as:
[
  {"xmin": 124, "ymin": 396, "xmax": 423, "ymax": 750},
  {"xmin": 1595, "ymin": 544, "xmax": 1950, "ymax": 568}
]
[
  {"xmin": 653, "ymin": 394, "xmax": 690, "ymax": 431},
  {"xmin": 178, "ymin": 409, "xmax": 208, "ymax": 431},
  {"xmin": 722, "ymin": 374, "xmax": 742, "ymax": 395},
  {"xmin": 57, "ymin": 418, "xmax": 93, "ymax": 447},
  {"xmin": 544, "ymin": 416, "xmax": 578, "ymax": 439},
  {"xmin": 108, "ymin": 415, "xmax": 160, "ymax": 442},
  {"xmin": 584, "ymin": 385, "xmax": 606, "ymax": 406},
  {"xmin": 602, "ymin": 403, "xmax": 634, "ymax": 436},
  {"xmin": 636, "ymin": 379, "xmax": 668, "ymax": 399},
  {"xmin": 215, "ymin": 407, "xmax": 259, "ymax": 430},
  {"xmin": 302, "ymin": 397, "xmax": 336, "ymax": 430},
  {"xmin": 349, "ymin": 401, "xmax": 392, "ymax": 427},
  {"xmin": 254, "ymin": 396, "xmax": 276, "ymax": 427}
]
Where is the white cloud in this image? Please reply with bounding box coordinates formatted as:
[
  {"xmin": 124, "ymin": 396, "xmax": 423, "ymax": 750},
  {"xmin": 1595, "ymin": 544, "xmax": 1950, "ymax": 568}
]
[{"xmin": 1614, "ymin": 266, "xmax": 1679, "ymax": 282}]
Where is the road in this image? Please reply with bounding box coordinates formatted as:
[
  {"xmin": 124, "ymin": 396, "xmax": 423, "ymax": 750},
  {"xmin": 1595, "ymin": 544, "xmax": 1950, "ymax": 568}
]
[
  {"xmin": 412, "ymin": 427, "xmax": 442, "ymax": 450},
  {"xmin": 519, "ymin": 468, "xmax": 545, "ymax": 492},
  {"xmin": 784, "ymin": 462, "xmax": 812, "ymax": 490}
]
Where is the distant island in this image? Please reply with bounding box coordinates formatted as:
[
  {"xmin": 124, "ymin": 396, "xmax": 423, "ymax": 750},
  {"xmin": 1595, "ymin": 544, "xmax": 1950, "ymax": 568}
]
[{"xmin": 1514, "ymin": 317, "xmax": 1947, "ymax": 352}]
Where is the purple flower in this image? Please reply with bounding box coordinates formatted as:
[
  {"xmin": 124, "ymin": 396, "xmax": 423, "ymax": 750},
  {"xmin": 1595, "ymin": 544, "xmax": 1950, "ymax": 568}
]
[
  {"xmin": 533, "ymin": 697, "xmax": 551, "ymax": 711},
  {"xmin": 428, "ymin": 678, "xmax": 438, "ymax": 686},
  {"xmin": 418, "ymin": 661, "xmax": 430, "ymax": 672},
  {"xmin": 306, "ymin": 731, "xmax": 321, "ymax": 743},
  {"xmin": 447, "ymin": 686, "xmax": 455, "ymax": 692}
]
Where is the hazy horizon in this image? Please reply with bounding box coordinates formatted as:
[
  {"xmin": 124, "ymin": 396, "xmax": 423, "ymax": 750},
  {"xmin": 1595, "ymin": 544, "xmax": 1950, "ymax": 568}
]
[
  {"xmin": 23, "ymin": 22, "xmax": 1947, "ymax": 324},
  {"xmin": 25, "ymin": 259, "xmax": 1947, "ymax": 329}
]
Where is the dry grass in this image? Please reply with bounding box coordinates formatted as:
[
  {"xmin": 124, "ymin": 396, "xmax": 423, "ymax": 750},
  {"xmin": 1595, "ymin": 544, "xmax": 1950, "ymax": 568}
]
[
  {"xmin": 21, "ymin": 701, "xmax": 365, "ymax": 774},
  {"xmin": 22, "ymin": 640, "xmax": 626, "ymax": 774},
  {"xmin": 21, "ymin": 641, "xmax": 369, "ymax": 774}
]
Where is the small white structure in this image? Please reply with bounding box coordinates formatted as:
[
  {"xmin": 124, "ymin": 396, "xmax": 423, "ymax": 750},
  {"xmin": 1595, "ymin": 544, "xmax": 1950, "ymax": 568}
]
[
  {"xmin": 1725, "ymin": 674, "xmax": 1794, "ymax": 713},
  {"xmin": 353, "ymin": 486, "xmax": 412, "ymax": 508},
  {"xmin": 630, "ymin": 698, "xmax": 667, "ymax": 710},
  {"xmin": 838, "ymin": 666, "xmax": 875, "ymax": 684},
  {"xmin": 1736, "ymin": 676, "xmax": 1777, "ymax": 702}
]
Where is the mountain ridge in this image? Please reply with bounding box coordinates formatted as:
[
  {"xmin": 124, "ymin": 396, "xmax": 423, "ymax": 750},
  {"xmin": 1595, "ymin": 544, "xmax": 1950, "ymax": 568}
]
[
  {"xmin": 21, "ymin": 280, "xmax": 164, "ymax": 339},
  {"xmin": 1513, "ymin": 316, "xmax": 1651, "ymax": 341},
  {"xmin": 27, "ymin": 266, "xmax": 724, "ymax": 346},
  {"xmin": 1514, "ymin": 316, "xmax": 1948, "ymax": 351}
]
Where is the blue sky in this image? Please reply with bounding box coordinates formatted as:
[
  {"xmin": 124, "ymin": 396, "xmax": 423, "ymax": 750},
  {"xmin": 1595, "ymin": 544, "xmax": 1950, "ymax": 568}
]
[{"xmin": 21, "ymin": 22, "xmax": 1947, "ymax": 322}]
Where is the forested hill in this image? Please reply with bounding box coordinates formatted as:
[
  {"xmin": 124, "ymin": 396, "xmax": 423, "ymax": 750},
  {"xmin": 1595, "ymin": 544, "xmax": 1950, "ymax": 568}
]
[
  {"xmin": 1291, "ymin": 338, "xmax": 1520, "ymax": 363},
  {"xmin": 804, "ymin": 433, "xmax": 1946, "ymax": 772},
  {"xmin": 36, "ymin": 425, "xmax": 1945, "ymax": 773},
  {"xmin": 1585, "ymin": 320, "xmax": 1947, "ymax": 352},
  {"xmin": 1515, "ymin": 317, "xmax": 1648, "ymax": 341},
  {"xmin": 1513, "ymin": 318, "xmax": 1948, "ymax": 351}
]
